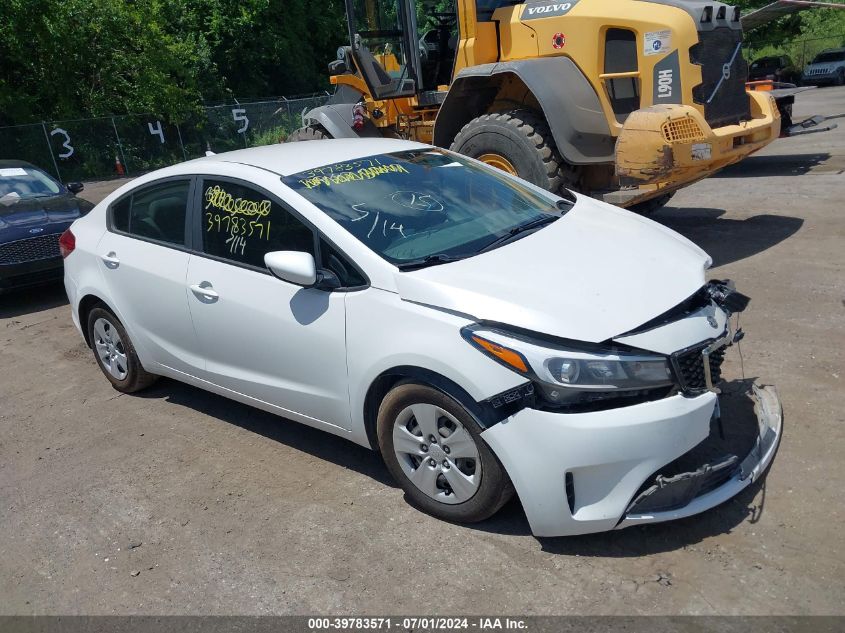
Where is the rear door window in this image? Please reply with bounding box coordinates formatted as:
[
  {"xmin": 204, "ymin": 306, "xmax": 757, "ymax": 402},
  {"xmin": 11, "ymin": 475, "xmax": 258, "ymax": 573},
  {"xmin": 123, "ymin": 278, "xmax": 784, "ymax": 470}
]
[
  {"xmin": 200, "ymin": 179, "xmax": 315, "ymax": 269},
  {"xmin": 110, "ymin": 180, "xmax": 189, "ymax": 246}
]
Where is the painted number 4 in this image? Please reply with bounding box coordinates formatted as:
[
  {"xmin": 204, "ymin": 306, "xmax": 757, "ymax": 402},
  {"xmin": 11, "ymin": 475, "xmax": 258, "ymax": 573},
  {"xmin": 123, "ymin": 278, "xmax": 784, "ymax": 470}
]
[{"xmin": 148, "ymin": 120, "xmax": 165, "ymax": 144}]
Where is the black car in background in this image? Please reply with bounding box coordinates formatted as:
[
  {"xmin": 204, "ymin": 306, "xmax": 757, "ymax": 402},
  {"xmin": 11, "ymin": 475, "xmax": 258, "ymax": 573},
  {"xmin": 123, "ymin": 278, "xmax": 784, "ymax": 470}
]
[
  {"xmin": 748, "ymin": 55, "xmax": 800, "ymax": 84},
  {"xmin": 0, "ymin": 160, "xmax": 93, "ymax": 293}
]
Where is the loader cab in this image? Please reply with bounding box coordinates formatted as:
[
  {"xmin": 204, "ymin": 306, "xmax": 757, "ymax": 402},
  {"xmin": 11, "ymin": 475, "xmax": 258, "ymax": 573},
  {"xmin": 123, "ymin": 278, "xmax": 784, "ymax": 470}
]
[{"xmin": 344, "ymin": 0, "xmax": 458, "ymax": 99}]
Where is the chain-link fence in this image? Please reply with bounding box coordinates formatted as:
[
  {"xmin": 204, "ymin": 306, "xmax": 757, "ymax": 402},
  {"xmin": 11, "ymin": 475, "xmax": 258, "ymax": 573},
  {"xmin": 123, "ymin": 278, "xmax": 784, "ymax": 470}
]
[{"xmin": 0, "ymin": 93, "xmax": 330, "ymax": 183}]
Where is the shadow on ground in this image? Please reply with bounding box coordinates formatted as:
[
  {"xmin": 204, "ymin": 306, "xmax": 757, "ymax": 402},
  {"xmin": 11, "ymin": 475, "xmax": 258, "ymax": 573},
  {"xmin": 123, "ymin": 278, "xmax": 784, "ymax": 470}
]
[
  {"xmin": 714, "ymin": 152, "xmax": 838, "ymax": 178},
  {"xmin": 0, "ymin": 281, "xmax": 68, "ymax": 319},
  {"xmin": 139, "ymin": 374, "xmax": 773, "ymax": 555},
  {"xmin": 652, "ymin": 208, "xmax": 803, "ymax": 267},
  {"xmin": 137, "ymin": 378, "xmax": 396, "ymax": 488}
]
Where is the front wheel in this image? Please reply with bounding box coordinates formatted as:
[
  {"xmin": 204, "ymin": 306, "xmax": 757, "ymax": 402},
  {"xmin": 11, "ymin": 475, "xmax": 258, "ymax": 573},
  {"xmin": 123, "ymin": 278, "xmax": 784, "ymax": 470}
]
[
  {"xmin": 377, "ymin": 383, "xmax": 514, "ymax": 523},
  {"xmin": 628, "ymin": 192, "xmax": 675, "ymax": 215},
  {"xmin": 285, "ymin": 126, "xmax": 331, "ymax": 142},
  {"xmin": 450, "ymin": 109, "xmax": 580, "ymax": 196}
]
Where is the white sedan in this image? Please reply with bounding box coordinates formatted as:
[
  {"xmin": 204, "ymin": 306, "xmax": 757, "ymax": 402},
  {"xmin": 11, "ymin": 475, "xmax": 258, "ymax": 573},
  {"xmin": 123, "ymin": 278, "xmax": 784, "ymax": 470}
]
[{"xmin": 61, "ymin": 139, "xmax": 782, "ymax": 537}]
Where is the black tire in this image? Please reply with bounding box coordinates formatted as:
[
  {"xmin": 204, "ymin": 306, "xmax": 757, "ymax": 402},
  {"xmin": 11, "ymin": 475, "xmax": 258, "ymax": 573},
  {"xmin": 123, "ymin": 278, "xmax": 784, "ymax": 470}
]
[
  {"xmin": 87, "ymin": 306, "xmax": 157, "ymax": 393},
  {"xmin": 836, "ymin": 70, "xmax": 845, "ymax": 87},
  {"xmin": 450, "ymin": 109, "xmax": 580, "ymax": 196},
  {"xmin": 285, "ymin": 126, "xmax": 331, "ymax": 142},
  {"xmin": 628, "ymin": 192, "xmax": 675, "ymax": 215},
  {"xmin": 377, "ymin": 382, "xmax": 514, "ymax": 524}
]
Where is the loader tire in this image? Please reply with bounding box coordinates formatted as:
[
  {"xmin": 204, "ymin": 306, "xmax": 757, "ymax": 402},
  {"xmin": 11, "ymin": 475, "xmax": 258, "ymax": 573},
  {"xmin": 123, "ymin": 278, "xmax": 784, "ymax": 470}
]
[
  {"xmin": 286, "ymin": 126, "xmax": 331, "ymax": 142},
  {"xmin": 628, "ymin": 192, "xmax": 675, "ymax": 215},
  {"xmin": 449, "ymin": 109, "xmax": 580, "ymax": 196}
]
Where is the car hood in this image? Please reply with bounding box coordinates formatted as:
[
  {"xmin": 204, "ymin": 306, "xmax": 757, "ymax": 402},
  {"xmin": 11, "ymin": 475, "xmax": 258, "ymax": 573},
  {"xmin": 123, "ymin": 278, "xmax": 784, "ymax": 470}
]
[
  {"xmin": 806, "ymin": 63, "xmax": 837, "ymax": 71},
  {"xmin": 393, "ymin": 196, "xmax": 711, "ymax": 343},
  {"xmin": 0, "ymin": 194, "xmax": 92, "ymax": 234}
]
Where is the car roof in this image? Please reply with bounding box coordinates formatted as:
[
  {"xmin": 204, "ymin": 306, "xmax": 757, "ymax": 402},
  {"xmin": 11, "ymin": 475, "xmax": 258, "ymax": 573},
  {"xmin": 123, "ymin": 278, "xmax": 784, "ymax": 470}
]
[
  {"xmin": 0, "ymin": 159, "xmax": 36, "ymax": 169},
  {"xmin": 199, "ymin": 138, "xmax": 431, "ymax": 177}
]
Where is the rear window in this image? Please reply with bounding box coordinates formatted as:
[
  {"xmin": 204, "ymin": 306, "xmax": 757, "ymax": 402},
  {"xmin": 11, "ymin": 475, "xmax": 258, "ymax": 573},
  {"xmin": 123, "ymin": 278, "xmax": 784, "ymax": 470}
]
[{"xmin": 111, "ymin": 180, "xmax": 189, "ymax": 246}]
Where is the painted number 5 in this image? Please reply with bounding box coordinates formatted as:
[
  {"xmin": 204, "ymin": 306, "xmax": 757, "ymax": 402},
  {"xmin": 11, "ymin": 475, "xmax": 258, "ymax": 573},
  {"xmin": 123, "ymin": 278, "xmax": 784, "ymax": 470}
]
[
  {"xmin": 232, "ymin": 108, "xmax": 249, "ymax": 134},
  {"xmin": 50, "ymin": 128, "xmax": 74, "ymax": 159}
]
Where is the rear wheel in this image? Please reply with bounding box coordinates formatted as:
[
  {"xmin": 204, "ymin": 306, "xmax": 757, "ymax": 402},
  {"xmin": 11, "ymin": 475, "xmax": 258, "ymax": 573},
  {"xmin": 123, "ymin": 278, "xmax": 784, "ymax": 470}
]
[
  {"xmin": 377, "ymin": 383, "xmax": 514, "ymax": 523},
  {"xmin": 285, "ymin": 126, "xmax": 331, "ymax": 142},
  {"xmin": 87, "ymin": 307, "xmax": 157, "ymax": 393},
  {"xmin": 450, "ymin": 109, "xmax": 580, "ymax": 196},
  {"xmin": 628, "ymin": 192, "xmax": 675, "ymax": 215}
]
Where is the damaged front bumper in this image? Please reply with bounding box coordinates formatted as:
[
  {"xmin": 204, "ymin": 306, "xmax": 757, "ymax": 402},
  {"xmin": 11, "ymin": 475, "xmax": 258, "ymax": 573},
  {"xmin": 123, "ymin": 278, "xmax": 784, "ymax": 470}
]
[
  {"xmin": 617, "ymin": 383, "xmax": 782, "ymax": 529},
  {"xmin": 481, "ymin": 382, "xmax": 782, "ymax": 538}
]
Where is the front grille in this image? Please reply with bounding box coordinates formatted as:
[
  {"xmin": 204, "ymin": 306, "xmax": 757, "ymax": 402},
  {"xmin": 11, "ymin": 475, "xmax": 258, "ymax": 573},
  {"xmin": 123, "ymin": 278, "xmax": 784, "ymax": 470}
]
[
  {"xmin": 0, "ymin": 234, "xmax": 61, "ymax": 265},
  {"xmin": 807, "ymin": 68, "xmax": 830, "ymax": 76},
  {"xmin": 662, "ymin": 116, "xmax": 705, "ymax": 143},
  {"xmin": 690, "ymin": 28, "xmax": 751, "ymax": 128},
  {"xmin": 673, "ymin": 343, "xmax": 726, "ymax": 392}
]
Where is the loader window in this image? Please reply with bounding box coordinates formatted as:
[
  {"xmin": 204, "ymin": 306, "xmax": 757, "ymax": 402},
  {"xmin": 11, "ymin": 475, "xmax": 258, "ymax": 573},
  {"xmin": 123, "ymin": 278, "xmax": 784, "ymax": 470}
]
[
  {"xmin": 347, "ymin": 0, "xmax": 419, "ymax": 99},
  {"xmin": 604, "ymin": 28, "xmax": 640, "ymax": 123},
  {"xmin": 476, "ymin": 0, "xmax": 522, "ymax": 21}
]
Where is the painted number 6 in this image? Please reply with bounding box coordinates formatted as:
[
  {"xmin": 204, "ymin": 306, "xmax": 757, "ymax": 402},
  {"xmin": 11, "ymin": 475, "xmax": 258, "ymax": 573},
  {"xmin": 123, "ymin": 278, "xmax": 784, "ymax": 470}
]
[
  {"xmin": 232, "ymin": 108, "xmax": 249, "ymax": 134},
  {"xmin": 50, "ymin": 128, "xmax": 74, "ymax": 159}
]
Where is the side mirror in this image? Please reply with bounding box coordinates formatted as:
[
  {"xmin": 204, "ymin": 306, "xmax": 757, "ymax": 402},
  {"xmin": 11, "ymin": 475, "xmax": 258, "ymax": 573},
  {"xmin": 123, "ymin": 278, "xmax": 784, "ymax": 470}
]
[
  {"xmin": 67, "ymin": 182, "xmax": 84, "ymax": 194},
  {"xmin": 315, "ymin": 269, "xmax": 342, "ymax": 291},
  {"xmin": 265, "ymin": 251, "xmax": 317, "ymax": 286}
]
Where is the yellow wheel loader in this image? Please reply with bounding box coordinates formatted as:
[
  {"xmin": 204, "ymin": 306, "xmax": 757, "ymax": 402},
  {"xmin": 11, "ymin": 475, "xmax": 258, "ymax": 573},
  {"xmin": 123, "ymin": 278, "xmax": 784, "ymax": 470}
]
[{"xmin": 289, "ymin": 0, "xmax": 781, "ymax": 212}]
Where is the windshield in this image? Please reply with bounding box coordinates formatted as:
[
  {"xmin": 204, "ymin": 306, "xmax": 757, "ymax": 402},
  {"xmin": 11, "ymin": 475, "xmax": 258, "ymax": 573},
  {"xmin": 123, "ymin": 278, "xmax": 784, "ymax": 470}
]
[
  {"xmin": 283, "ymin": 149, "xmax": 562, "ymax": 266},
  {"xmin": 751, "ymin": 58, "xmax": 779, "ymax": 70},
  {"xmin": 0, "ymin": 166, "xmax": 62, "ymax": 201},
  {"xmin": 813, "ymin": 51, "xmax": 845, "ymax": 63}
]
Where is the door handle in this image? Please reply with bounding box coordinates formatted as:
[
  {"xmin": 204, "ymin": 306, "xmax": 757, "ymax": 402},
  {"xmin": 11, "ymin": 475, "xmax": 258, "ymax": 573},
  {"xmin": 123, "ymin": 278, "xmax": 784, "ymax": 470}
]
[
  {"xmin": 100, "ymin": 252, "xmax": 120, "ymax": 269},
  {"xmin": 189, "ymin": 282, "xmax": 219, "ymax": 302}
]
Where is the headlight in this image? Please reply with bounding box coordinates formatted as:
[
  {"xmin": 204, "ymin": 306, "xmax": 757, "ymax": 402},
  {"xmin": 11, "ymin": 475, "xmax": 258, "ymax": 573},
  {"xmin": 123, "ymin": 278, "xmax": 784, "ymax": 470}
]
[{"xmin": 462, "ymin": 326, "xmax": 673, "ymax": 406}]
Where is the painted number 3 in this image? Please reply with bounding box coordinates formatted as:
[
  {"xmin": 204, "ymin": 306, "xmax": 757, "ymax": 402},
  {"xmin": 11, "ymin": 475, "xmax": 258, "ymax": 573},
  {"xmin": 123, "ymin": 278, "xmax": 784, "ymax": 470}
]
[{"xmin": 50, "ymin": 128, "xmax": 74, "ymax": 159}]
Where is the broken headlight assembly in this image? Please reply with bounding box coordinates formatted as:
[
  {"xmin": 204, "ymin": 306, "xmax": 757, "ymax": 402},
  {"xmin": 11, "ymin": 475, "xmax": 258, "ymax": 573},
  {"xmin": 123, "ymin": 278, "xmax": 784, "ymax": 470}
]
[{"xmin": 461, "ymin": 326, "xmax": 674, "ymax": 408}]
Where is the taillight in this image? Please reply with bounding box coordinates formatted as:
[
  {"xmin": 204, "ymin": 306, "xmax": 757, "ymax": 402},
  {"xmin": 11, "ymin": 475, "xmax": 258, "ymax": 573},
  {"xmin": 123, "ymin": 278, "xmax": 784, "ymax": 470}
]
[{"xmin": 59, "ymin": 229, "xmax": 75, "ymax": 258}]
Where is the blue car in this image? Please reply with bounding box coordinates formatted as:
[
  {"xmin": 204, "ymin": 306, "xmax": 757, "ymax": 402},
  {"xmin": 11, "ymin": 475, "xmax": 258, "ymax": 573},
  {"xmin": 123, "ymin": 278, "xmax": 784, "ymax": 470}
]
[{"xmin": 0, "ymin": 160, "xmax": 93, "ymax": 293}]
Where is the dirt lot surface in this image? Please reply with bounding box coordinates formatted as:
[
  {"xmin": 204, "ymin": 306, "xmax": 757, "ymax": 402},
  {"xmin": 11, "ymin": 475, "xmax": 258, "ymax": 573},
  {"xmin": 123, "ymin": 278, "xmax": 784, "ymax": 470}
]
[{"xmin": 2, "ymin": 88, "xmax": 844, "ymax": 616}]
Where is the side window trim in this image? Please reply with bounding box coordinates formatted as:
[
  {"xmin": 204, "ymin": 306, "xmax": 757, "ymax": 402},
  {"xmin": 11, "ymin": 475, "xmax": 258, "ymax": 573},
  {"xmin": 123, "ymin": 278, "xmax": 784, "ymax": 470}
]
[
  {"xmin": 190, "ymin": 174, "xmax": 369, "ymax": 290},
  {"xmin": 106, "ymin": 175, "xmax": 195, "ymax": 252}
]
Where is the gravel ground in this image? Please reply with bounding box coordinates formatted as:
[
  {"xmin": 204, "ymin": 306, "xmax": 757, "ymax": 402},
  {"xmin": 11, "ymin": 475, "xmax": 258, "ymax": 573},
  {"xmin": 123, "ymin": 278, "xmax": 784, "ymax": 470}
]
[{"xmin": 1, "ymin": 87, "xmax": 843, "ymax": 616}]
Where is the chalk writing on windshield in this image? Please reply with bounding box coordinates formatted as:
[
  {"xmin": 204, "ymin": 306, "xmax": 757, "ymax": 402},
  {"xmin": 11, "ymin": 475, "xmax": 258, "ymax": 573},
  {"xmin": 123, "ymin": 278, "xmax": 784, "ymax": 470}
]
[
  {"xmin": 391, "ymin": 191, "xmax": 444, "ymax": 212},
  {"xmin": 350, "ymin": 203, "xmax": 407, "ymax": 240},
  {"xmin": 297, "ymin": 162, "xmax": 410, "ymax": 189}
]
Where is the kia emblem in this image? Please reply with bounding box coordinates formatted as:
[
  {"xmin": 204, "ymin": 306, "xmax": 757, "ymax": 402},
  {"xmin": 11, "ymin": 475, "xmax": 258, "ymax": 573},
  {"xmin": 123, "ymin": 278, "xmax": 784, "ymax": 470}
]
[{"xmin": 29, "ymin": 227, "xmax": 44, "ymax": 234}]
